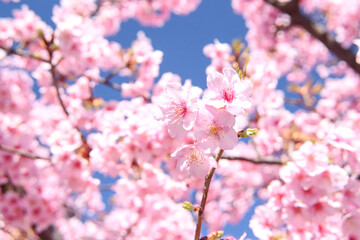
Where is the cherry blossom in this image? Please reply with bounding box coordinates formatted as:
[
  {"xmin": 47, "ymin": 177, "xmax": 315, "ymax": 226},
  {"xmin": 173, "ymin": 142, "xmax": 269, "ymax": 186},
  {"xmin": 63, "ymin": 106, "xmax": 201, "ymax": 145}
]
[
  {"xmin": 1, "ymin": 0, "xmax": 360, "ymax": 239},
  {"xmin": 194, "ymin": 104, "xmax": 238, "ymax": 151},
  {"xmin": 172, "ymin": 143, "xmax": 217, "ymax": 178},
  {"xmin": 203, "ymin": 39, "xmax": 232, "ymax": 74},
  {"xmin": 203, "ymin": 67, "xmax": 252, "ymax": 115},
  {"xmin": 155, "ymin": 79, "xmax": 202, "ymax": 138}
]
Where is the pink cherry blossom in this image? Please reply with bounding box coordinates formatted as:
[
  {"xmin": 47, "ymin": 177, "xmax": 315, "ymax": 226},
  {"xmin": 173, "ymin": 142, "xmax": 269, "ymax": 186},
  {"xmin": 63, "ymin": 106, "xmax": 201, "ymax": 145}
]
[
  {"xmin": 121, "ymin": 32, "xmax": 163, "ymax": 98},
  {"xmin": 203, "ymin": 39, "xmax": 232, "ymax": 74},
  {"xmin": 171, "ymin": 143, "xmax": 217, "ymax": 178},
  {"xmin": 194, "ymin": 104, "xmax": 238, "ymax": 151},
  {"xmin": 203, "ymin": 67, "xmax": 252, "ymax": 115},
  {"xmin": 0, "ymin": 68, "xmax": 35, "ymax": 116},
  {"xmin": 12, "ymin": 5, "xmax": 50, "ymax": 42},
  {"xmin": 155, "ymin": 79, "xmax": 201, "ymax": 138},
  {"xmin": 292, "ymin": 141, "xmax": 330, "ymax": 176},
  {"xmin": 2, "ymin": 0, "xmax": 360, "ymax": 239},
  {"xmin": 343, "ymin": 212, "xmax": 360, "ymax": 240}
]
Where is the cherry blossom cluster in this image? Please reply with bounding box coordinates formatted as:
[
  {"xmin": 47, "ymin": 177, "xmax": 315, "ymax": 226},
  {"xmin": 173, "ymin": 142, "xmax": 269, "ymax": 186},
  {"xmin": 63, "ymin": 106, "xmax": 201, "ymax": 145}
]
[
  {"xmin": 200, "ymin": 1, "xmax": 360, "ymax": 238},
  {"xmin": 155, "ymin": 66, "xmax": 253, "ymax": 178},
  {"xmin": 1, "ymin": 0, "xmax": 360, "ymax": 239}
]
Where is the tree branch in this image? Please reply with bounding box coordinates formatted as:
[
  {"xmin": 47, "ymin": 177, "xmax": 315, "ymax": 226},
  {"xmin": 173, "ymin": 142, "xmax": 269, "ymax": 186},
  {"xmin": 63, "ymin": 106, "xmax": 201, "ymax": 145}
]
[
  {"xmin": 221, "ymin": 155, "xmax": 283, "ymax": 165},
  {"xmin": 97, "ymin": 77, "xmax": 123, "ymax": 92},
  {"xmin": 41, "ymin": 33, "xmax": 71, "ymax": 118},
  {"xmin": 264, "ymin": 0, "xmax": 360, "ymax": 74},
  {"xmin": 0, "ymin": 144, "xmax": 51, "ymax": 161},
  {"xmin": 41, "ymin": 34, "xmax": 91, "ymax": 160},
  {"xmin": 90, "ymin": 0, "xmax": 117, "ymax": 17},
  {"xmin": 98, "ymin": 66, "xmax": 126, "ymax": 91},
  {"xmin": 194, "ymin": 149, "xmax": 224, "ymax": 240},
  {"xmin": 36, "ymin": 226, "xmax": 63, "ymax": 240},
  {"xmin": 91, "ymin": 0, "xmax": 105, "ymax": 17},
  {"xmin": 51, "ymin": 65, "xmax": 71, "ymax": 117},
  {"xmin": 0, "ymin": 45, "xmax": 50, "ymax": 63}
]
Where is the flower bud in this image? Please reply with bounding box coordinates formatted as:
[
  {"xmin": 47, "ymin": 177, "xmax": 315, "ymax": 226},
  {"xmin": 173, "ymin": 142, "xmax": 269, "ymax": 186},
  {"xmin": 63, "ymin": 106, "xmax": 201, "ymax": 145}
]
[
  {"xmin": 182, "ymin": 201, "xmax": 200, "ymax": 212},
  {"xmin": 238, "ymin": 128, "xmax": 258, "ymax": 138},
  {"xmin": 200, "ymin": 230, "xmax": 224, "ymax": 240}
]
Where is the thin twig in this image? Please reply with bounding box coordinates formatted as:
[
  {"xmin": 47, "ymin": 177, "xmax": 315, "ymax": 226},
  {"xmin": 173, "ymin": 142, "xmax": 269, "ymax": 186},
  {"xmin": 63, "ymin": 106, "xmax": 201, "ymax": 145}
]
[
  {"xmin": 100, "ymin": 67, "xmax": 125, "ymax": 91},
  {"xmin": 91, "ymin": 0, "xmax": 104, "ymax": 17},
  {"xmin": 51, "ymin": 65, "xmax": 71, "ymax": 117},
  {"xmin": 104, "ymin": 67, "xmax": 124, "ymax": 83},
  {"xmin": 285, "ymin": 97, "xmax": 315, "ymax": 111},
  {"xmin": 40, "ymin": 32, "xmax": 71, "ymax": 118},
  {"xmin": 0, "ymin": 144, "xmax": 51, "ymax": 161},
  {"xmin": 0, "ymin": 45, "xmax": 50, "ymax": 63},
  {"xmin": 264, "ymin": 0, "xmax": 360, "ymax": 74},
  {"xmin": 194, "ymin": 149, "xmax": 224, "ymax": 240},
  {"xmin": 221, "ymin": 155, "xmax": 283, "ymax": 165},
  {"xmin": 97, "ymin": 77, "xmax": 123, "ymax": 91},
  {"xmin": 42, "ymin": 34, "xmax": 89, "ymax": 155},
  {"xmin": 90, "ymin": 0, "xmax": 117, "ymax": 17},
  {"xmin": 36, "ymin": 226, "xmax": 63, "ymax": 240},
  {"xmin": 84, "ymin": 67, "xmax": 123, "ymax": 92}
]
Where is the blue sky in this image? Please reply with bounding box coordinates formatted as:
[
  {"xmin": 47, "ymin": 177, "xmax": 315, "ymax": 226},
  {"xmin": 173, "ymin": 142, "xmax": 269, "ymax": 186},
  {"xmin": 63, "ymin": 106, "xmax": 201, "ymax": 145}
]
[{"xmin": 0, "ymin": 0, "xmax": 257, "ymax": 238}]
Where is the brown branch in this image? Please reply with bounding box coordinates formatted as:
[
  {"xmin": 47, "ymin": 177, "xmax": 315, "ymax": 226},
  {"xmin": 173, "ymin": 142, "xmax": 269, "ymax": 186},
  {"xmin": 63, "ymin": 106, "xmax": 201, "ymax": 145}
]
[
  {"xmin": 194, "ymin": 149, "xmax": 224, "ymax": 240},
  {"xmin": 264, "ymin": 0, "xmax": 360, "ymax": 74},
  {"xmin": 49, "ymin": 66, "xmax": 91, "ymax": 160},
  {"xmin": 99, "ymin": 67, "xmax": 125, "ymax": 91},
  {"xmin": 40, "ymin": 33, "xmax": 71, "ymax": 118},
  {"xmin": 104, "ymin": 67, "xmax": 124, "ymax": 83},
  {"xmin": 0, "ymin": 38, "xmax": 76, "ymax": 128},
  {"xmin": 97, "ymin": 77, "xmax": 123, "ymax": 92},
  {"xmin": 51, "ymin": 67, "xmax": 71, "ymax": 117},
  {"xmin": 0, "ymin": 144, "xmax": 51, "ymax": 161},
  {"xmin": 90, "ymin": 0, "xmax": 117, "ymax": 17},
  {"xmin": 84, "ymin": 67, "xmax": 123, "ymax": 92},
  {"xmin": 0, "ymin": 45, "xmax": 50, "ymax": 63},
  {"xmin": 36, "ymin": 226, "xmax": 63, "ymax": 240},
  {"xmin": 285, "ymin": 97, "xmax": 315, "ymax": 111},
  {"xmin": 221, "ymin": 155, "xmax": 283, "ymax": 165},
  {"xmin": 41, "ymin": 34, "xmax": 90, "ymax": 159},
  {"xmin": 19, "ymin": 44, "xmax": 67, "ymax": 240},
  {"xmin": 91, "ymin": 0, "xmax": 105, "ymax": 17}
]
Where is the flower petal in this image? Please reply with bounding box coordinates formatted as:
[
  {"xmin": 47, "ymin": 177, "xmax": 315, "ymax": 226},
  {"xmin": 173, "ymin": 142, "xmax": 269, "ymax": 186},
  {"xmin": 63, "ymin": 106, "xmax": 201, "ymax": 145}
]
[{"xmin": 219, "ymin": 129, "xmax": 238, "ymax": 150}]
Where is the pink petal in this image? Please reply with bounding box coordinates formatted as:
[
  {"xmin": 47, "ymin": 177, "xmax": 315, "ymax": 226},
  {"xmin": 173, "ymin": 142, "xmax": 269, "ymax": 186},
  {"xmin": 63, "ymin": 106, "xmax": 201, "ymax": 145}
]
[
  {"xmin": 189, "ymin": 158, "xmax": 210, "ymax": 178},
  {"xmin": 199, "ymin": 137, "xmax": 218, "ymax": 151},
  {"xmin": 235, "ymin": 79, "xmax": 253, "ymax": 96},
  {"xmin": 214, "ymin": 110, "xmax": 235, "ymax": 127},
  {"xmin": 223, "ymin": 67, "xmax": 238, "ymax": 85},
  {"xmin": 168, "ymin": 120, "xmax": 187, "ymax": 138},
  {"xmin": 219, "ymin": 129, "xmax": 238, "ymax": 150},
  {"xmin": 207, "ymin": 71, "xmax": 225, "ymax": 91}
]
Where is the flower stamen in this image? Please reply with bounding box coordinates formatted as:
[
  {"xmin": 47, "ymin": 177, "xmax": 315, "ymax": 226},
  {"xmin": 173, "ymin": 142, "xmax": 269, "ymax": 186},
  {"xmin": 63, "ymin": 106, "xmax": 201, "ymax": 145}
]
[
  {"xmin": 208, "ymin": 122, "xmax": 223, "ymax": 137},
  {"xmin": 174, "ymin": 101, "xmax": 187, "ymax": 118},
  {"xmin": 222, "ymin": 86, "xmax": 234, "ymax": 102},
  {"xmin": 185, "ymin": 148, "xmax": 204, "ymax": 167}
]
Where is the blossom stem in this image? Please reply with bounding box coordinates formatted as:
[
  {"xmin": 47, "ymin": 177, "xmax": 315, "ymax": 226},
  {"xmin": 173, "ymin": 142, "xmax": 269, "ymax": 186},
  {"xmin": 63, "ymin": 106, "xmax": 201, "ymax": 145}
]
[
  {"xmin": 0, "ymin": 144, "xmax": 51, "ymax": 161},
  {"xmin": 0, "ymin": 45, "xmax": 50, "ymax": 63},
  {"xmin": 194, "ymin": 149, "xmax": 224, "ymax": 240},
  {"xmin": 96, "ymin": 68, "xmax": 123, "ymax": 92},
  {"xmin": 221, "ymin": 156, "xmax": 283, "ymax": 165}
]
